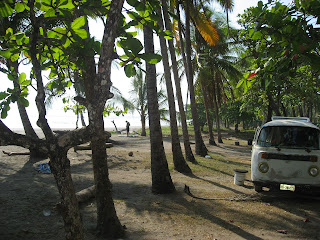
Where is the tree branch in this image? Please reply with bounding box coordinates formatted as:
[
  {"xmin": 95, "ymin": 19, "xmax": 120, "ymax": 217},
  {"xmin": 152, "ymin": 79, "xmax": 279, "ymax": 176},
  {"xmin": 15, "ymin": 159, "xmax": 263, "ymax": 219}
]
[{"xmin": 0, "ymin": 120, "xmax": 48, "ymax": 153}]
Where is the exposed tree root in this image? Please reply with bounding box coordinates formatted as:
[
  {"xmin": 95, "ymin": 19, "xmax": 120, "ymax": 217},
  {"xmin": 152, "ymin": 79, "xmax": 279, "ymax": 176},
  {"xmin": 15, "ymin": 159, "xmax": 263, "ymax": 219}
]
[{"xmin": 184, "ymin": 184, "xmax": 259, "ymax": 201}]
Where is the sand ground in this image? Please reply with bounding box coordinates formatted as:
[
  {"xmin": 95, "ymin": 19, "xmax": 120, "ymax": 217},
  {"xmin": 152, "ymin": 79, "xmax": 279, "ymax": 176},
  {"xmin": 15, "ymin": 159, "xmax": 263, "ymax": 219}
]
[{"xmin": 1, "ymin": 130, "xmax": 320, "ymax": 240}]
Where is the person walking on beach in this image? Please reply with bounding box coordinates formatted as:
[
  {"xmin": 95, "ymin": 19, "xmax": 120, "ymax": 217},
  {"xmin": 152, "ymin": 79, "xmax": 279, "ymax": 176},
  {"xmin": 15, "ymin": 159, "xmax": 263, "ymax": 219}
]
[{"xmin": 126, "ymin": 121, "xmax": 130, "ymax": 137}]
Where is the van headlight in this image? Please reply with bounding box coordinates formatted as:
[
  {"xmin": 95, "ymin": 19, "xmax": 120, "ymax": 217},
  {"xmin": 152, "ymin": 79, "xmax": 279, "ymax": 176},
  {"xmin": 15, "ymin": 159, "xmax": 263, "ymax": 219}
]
[
  {"xmin": 308, "ymin": 166, "xmax": 319, "ymax": 177},
  {"xmin": 258, "ymin": 162, "xmax": 269, "ymax": 173}
]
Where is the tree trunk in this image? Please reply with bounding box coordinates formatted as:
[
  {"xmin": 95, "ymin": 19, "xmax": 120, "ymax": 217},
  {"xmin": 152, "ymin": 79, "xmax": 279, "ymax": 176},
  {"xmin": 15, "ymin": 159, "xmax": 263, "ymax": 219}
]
[
  {"xmin": 163, "ymin": 0, "xmax": 196, "ymax": 163},
  {"xmin": 157, "ymin": 7, "xmax": 192, "ymax": 174},
  {"xmin": 267, "ymin": 103, "xmax": 272, "ymax": 122},
  {"xmin": 200, "ymin": 78, "xmax": 216, "ymax": 146},
  {"xmin": 0, "ymin": 122, "xmax": 100, "ymax": 240},
  {"xmin": 267, "ymin": 93, "xmax": 281, "ymax": 116},
  {"xmin": 49, "ymin": 148, "xmax": 84, "ymax": 240},
  {"xmin": 80, "ymin": 112, "xmax": 86, "ymax": 127},
  {"xmin": 8, "ymin": 60, "xmax": 46, "ymax": 158},
  {"xmin": 140, "ymin": 109, "xmax": 147, "ymax": 136},
  {"xmin": 84, "ymin": 1, "xmax": 125, "ymax": 237},
  {"xmin": 183, "ymin": 3, "xmax": 208, "ymax": 156},
  {"xmin": 143, "ymin": 21, "xmax": 175, "ymax": 194},
  {"xmin": 88, "ymin": 109, "xmax": 123, "ymax": 237},
  {"xmin": 281, "ymin": 102, "xmax": 287, "ymax": 117},
  {"xmin": 212, "ymin": 79, "xmax": 223, "ymax": 143}
]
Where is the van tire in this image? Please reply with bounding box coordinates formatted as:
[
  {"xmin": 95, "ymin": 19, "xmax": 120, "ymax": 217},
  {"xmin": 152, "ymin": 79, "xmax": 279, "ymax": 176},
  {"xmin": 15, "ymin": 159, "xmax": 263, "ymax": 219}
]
[{"xmin": 254, "ymin": 184, "xmax": 263, "ymax": 192}]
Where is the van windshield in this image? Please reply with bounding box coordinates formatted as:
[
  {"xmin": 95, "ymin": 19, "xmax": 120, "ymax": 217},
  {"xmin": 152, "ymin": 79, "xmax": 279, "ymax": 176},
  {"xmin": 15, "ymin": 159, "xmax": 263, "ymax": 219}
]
[{"xmin": 257, "ymin": 126, "xmax": 320, "ymax": 150}]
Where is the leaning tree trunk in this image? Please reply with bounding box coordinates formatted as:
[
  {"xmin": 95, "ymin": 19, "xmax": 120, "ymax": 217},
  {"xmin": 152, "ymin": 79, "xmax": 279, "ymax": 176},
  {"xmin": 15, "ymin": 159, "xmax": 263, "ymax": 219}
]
[
  {"xmin": 157, "ymin": 7, "xmax": 192, "ymax": 174},
  {"xmin": 49, "ymin": 148, "xmax": 84, "ymax": 240},
  {"xmin": 0, "ymin": 122, "xmax": 97, "ymax": 240},
  {"xmin": 8, "ymin": 60, "xmax": 46, "ymax": 158},
  {"xmin": 143, "ymin": 20, "xmax": 175, "ymax": 194},
  {"xmin": 163, "ymin": 0, "xmax": 196, "ymax": 163},
  {"xmin": 200, "ymin": 78, "xmax": 216, "ymax": 146},
  {"xmin": 212, "ymin": 78, "xmax": 223, "ymax": 143},
  {"xmin": 184, "ymin": 4, "xmax": 208, "ymax": 156},
  {"xmin": 29, "ymin": 6, "xmax": 84, "ymax": 239}
]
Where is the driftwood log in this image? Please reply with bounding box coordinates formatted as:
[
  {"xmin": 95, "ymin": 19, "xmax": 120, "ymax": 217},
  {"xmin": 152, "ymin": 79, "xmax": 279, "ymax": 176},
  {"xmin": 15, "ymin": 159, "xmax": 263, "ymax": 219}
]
[
  {"xmin": 74, "ymin": 143, "xmax": 113, "ymax": 152},
  {"xmin": 2, "ymin": 150, "xmax": 30, "ymax": 156},
  {"xmin": 75, "ymin": 185, "xmax": 96, "ymax": 203},
  {"xmin": 56, "ymin": 185, "xmax": 96, "ymax": 212}
]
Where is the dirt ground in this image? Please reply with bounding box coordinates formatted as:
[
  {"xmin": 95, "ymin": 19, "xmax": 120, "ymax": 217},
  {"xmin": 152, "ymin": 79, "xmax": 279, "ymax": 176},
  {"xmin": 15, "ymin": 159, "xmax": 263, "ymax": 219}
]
[{"xmin": 1, "ymin": 131, "xmax": 320, "ymax": 240}]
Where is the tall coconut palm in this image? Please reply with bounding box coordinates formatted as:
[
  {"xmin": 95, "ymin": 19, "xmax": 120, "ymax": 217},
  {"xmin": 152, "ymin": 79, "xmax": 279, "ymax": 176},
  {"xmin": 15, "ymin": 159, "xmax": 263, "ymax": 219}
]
[
  {"xmin": 161, "ymin": 0, "xmax": 196, "ymax": 163},
  {"xmin": 177, "ymin": 1, "xmax": 209, "ymax": 156},
  {"xmin": 195, "ymin": 13, "xmax": 242, "ymax": 143},
  {"xmin": 173, "ymin": 0, "xmax": 234, "ymax": 153},
  {"xmin": 143, "ymin": 16, "xmax": 175, "ymax": 193},
  {"xmin": 157, "ymin": 7, "xmax": 192, "ymax": 174},
  {"xmin": 119, "ymin": 68, "xmax": 168, "ymax": 137}
]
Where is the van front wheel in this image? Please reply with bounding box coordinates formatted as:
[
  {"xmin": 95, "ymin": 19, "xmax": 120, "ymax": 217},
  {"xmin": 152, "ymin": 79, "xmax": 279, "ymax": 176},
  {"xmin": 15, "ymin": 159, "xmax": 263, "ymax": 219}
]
[{"xmin": 254, "ymin": 184, "xmax": 263, "ymax": 192}]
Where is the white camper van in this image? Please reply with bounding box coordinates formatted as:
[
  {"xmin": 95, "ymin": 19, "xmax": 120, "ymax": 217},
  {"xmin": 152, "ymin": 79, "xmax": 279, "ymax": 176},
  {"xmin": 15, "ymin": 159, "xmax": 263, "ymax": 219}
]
[{"xmin": 251, "ymin": 116, "xmax": 320, "ymax": 193}]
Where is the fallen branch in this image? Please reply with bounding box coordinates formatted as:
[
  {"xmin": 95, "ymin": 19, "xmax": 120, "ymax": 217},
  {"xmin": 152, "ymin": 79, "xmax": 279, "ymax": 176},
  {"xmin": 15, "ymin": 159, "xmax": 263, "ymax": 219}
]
[{"xmin": 2, "ymin": 150, "xmax": 30, "ymax": 156}]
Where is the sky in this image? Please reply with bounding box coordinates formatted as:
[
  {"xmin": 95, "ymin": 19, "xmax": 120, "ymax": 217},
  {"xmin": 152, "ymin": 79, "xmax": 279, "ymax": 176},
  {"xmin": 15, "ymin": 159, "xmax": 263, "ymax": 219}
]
[{"xmin": 0, "ymin": 0, "xmax": 291, "ymax": 130}]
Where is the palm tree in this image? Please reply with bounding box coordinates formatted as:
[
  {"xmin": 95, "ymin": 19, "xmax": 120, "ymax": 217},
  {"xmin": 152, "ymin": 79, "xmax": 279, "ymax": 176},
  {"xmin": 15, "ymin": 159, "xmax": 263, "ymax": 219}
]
[
  {"xmin": 120, "ymin": 68, "xmax": 168, "ymax": 137},
  {"xmin": 177, "ymin": 1, "xmax": 210, "ymax": 156},
  {"xmin": 157, "ymin": 7, "xmax": 192, "ymax": 174},
  {"xmin": 173, "ymin": 0, "xmax": 234, "ymax": 152},
  {"xmin": 195, "ymin": 13, "xmax": 242, "ymax": 143},
  {"xmin": 143, "ymin": 18, "xmax": 175, "ymax": 194},
  {"xmin": 161, "ymin": 0, "xmax": 196, "ymax": 163},
  {"xmin": 126, "ymin": 69, "xmax": 148, "ymax": 136}
]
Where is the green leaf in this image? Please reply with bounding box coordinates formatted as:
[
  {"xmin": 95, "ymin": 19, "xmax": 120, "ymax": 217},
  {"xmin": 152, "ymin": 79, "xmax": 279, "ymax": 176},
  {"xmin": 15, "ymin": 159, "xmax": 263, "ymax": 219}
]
[
  {"xmin": 74, "ymin": 29, "xmax": 87, "ymax": 39},
  {"xmin": 59, "ymin": 0, "xmax": 75, "ymax": 9},
  {"xmin": 236, "ymin": 79, "xmax": 244, "ymax": 88},
  {"xmin": 44, "ymin": 9, "xmax": 57, "ymax": 17},
  {"xmin": 10, "ymin": 53, "xmax": 20, "ymax": 62},
  {"xmin": 6, "ymin": 28, "xmax": 13, "ymax": 35},
  {"xmin": 15, "ymin": 33, "xmax": 26, "ymax": 45},
  {"xmin": 49, "ymin": 69, "xmax": 58, "ymax": 79},
  {"xmin": 18, "ymin": 97, "xmax": 29, "ymax": 107},
  {"xmin": 119, "ymin": 38, "xmax": 143, "ymax": 55},
  {"xmin": 18, "ymin": 73, "xmax": 26, "ymax": 84},
  {"xmin": 252, "ymin": 31, "xmax": 263, "ymax": 40},
  {"xmin": 66, "ymin": 81, "xmax": 72, "ymax": 87},
  {"xmin": 0, "ymin": 92, "xmax": 8, "ymax": 100},
  {"xmin": 0, "ymin": 49, "xmax": 12, "ymax": 59},
  {"xmin": 139, "ymin": 53, "xmax": 162, "ymax": 64},
  {"xmin": 124, "ymin": 64, "xmax": 137, "ymax": 77},
  {"xmin": 15, "ymin": 2, "xmax": 26, "ymax": 12},
  {"xmin": 21, "ymin": 80, "xmax": 31, "ymax": 86},
  {"xmin": 1, "ymin": 105, "xmax": 10, "ymax": 119},
  {"xmin": 71, "ymin": 16, "xmax": 86, "ymax": 30}
]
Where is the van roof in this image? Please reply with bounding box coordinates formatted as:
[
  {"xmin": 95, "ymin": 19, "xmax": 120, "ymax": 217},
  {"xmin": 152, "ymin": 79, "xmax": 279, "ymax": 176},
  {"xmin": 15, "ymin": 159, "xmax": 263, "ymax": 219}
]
[
  {"xmin": 262, "ymin": 118, "xmax": 319, "ymax": 129},
  {"xmin": 271, "ymin": 116, "xmax": 310, "ymax": 122}
]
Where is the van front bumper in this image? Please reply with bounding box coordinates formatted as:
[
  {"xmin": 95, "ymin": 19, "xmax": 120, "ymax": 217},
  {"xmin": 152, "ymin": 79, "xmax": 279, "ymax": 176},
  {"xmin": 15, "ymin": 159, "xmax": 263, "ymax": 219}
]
[{"xmin": 253, "ymin": 181, "xmax": 320, "ymax": 194}]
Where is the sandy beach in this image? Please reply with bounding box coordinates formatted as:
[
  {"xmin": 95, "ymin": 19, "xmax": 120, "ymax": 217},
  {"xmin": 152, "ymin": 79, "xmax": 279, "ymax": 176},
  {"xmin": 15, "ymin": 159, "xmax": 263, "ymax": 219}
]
[{"xmin": 1, "ymin": 130, "xmax": 319, "ymax": 240}]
